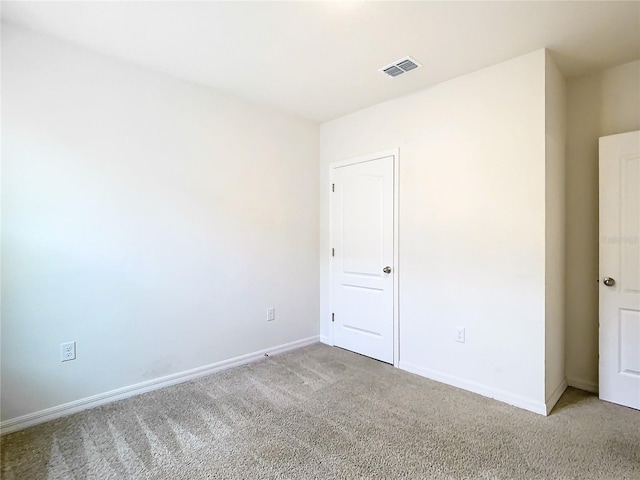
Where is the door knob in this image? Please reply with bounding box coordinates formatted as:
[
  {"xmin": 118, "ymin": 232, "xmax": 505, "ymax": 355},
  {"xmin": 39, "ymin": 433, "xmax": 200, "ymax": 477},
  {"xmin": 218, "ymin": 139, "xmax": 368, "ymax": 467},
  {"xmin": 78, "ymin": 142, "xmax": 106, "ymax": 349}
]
[
  {"xmin": 603, "ymin": 277, "xmax": 616, "ymax": 287},
  {"xmin": 383, "ymin": 266, "xmax": 392, "ymax": 274}
]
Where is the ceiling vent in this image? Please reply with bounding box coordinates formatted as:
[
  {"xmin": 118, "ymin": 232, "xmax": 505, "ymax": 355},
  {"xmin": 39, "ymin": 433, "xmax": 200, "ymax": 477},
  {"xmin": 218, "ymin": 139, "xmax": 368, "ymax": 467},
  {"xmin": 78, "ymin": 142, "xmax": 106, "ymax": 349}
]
[{"xmin": 379, "ymin": 56, "xmax": 422, "ymax": 78}]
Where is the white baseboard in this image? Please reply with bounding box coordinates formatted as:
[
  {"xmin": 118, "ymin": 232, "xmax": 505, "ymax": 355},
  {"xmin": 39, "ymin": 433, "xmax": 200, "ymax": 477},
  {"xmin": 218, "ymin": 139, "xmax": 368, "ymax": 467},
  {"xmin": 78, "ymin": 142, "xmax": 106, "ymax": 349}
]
[
  {"xmin": 567, "ymin": 376, "xmax": 598, "ymax": 393},
  {"xmin": 399, "ymin": 361, "xmax": 548, "ymax": 416},
  {"xmin": 1, "ymin": 336, "xmax": 319, "ymax": 435},
  {"xmin": 545, "ymin": 379, "xmax": 568, "ymax": 414}
]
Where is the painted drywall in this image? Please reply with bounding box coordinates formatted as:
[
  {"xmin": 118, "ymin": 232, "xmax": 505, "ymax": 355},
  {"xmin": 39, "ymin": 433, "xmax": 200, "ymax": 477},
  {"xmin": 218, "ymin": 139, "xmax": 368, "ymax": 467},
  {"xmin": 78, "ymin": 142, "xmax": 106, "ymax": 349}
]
[
  {"xmin": 1, "ymin": 25, "xmax": 319, "ymax": 422},
  {"xmin": 544, "ymin": 52, "xmax": 567, "ymax": 402},
  {"xmin": 565, "ymin": 60, "xmax": 640, "ymax": 392},
  {"xmin": 321, "ymin": 50, "xmax": 551, "ymax": 411}
]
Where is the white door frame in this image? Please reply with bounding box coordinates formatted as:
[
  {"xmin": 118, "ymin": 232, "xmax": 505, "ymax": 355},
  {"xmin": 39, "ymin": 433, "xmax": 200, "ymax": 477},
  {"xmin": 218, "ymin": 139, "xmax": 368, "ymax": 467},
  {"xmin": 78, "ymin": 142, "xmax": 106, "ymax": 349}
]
[{"xmin": 328, "ymin": 148, "xmax": 400, "ymax": 367}]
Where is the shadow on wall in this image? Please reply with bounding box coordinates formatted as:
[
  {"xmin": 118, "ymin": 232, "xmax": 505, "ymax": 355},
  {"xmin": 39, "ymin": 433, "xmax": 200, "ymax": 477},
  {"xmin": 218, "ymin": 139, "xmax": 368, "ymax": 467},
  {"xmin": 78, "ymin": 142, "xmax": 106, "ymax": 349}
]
[{"xmin": 565, "ymin": 72, "xmax": 602, "ymax": 391}]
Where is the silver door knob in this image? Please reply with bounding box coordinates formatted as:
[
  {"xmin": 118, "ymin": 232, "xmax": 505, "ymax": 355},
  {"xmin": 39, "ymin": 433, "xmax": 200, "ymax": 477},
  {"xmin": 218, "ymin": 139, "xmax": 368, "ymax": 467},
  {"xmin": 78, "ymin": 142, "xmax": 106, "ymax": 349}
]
[
  {"xmin": 383, "ymin": 266, "xmax": 392, "ymax": 274},
  {"xmin": 603, "ymin": 277, "xmax": 616, "ymax": 287}
]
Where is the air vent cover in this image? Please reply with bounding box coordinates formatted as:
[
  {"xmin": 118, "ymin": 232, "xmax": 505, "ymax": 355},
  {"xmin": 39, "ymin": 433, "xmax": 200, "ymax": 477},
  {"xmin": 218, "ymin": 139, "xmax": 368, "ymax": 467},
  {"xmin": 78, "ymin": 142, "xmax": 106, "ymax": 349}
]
[{"xmin": 379, "ymin": 56, "xmax": 422, "ymax": 78}]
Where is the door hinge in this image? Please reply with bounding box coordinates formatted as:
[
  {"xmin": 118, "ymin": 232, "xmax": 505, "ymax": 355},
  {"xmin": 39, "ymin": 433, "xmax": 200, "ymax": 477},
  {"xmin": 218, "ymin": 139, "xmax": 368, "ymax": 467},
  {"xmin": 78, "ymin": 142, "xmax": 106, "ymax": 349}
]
[
  {"xmin": 332, "ymin": 313, "xmax": 335, "ymax": 322},
  {"xmin": 332, "ymin": 183, "xmax": 335, "ymax": 192},
  {"xmin": 332, "ymin": 248, "xmax": 334, "ymax": 257}
]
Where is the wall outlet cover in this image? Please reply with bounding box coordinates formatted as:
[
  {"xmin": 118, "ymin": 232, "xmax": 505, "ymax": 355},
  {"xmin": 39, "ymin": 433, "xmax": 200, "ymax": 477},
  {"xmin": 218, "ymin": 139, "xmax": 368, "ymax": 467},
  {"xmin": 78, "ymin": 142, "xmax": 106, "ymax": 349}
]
[{"xmin": 60, "ymin": 341, "xmax": 76, "ymax": 362}]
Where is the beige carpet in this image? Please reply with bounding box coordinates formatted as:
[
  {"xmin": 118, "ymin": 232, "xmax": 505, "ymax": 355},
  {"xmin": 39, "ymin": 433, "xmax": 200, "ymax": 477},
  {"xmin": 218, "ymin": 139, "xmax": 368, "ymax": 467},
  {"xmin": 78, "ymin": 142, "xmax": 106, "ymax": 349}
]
[{"xmin": 1, "ymin": 343, "xmax": 639, "ymax": 479}]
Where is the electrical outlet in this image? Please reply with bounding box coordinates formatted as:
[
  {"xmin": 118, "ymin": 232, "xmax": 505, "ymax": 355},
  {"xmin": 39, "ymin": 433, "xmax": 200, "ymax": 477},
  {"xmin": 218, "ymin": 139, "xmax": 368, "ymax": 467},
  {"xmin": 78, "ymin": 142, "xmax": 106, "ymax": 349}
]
[
  {"xmin": 267, "ymin": 307, "xmax": 275, "ymax": 321},
  {"xmin": 60, "ymin": 341, "xmax": 76, "ymax": 362},
  {"xmin": 455, "ymin": 327, "xmax": 465, "ymax": 343}
]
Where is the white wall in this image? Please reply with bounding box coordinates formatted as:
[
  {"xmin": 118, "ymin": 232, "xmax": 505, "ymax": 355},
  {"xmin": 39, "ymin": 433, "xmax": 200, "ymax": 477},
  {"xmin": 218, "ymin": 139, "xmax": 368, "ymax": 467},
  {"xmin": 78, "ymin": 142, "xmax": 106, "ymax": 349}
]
[
  {"xmin": 544, "ymin": 51, "xmax": 567, "ymax": 403},
  {"xmin": 565, "ymin": 60, "xmax": 640, "ymax": 392},
  {"xmin": 321, "ymin": 50, "xmax": 551, "ymax": 412},
  {"xmin": 1, "ymin": 25, "xmax": 319, "ymax": 422}
]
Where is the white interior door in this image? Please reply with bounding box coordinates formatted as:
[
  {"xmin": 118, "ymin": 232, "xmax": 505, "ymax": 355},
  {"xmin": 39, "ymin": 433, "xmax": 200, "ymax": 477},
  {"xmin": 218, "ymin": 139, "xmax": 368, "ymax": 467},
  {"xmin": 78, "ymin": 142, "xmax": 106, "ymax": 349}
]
[
  {"xmin": 599, "ymin": 130, "xmax": 640, "ymax": 410},
  {"xmin": 331, "ymin": 155, "xmax": 394, "ymax": 364}
]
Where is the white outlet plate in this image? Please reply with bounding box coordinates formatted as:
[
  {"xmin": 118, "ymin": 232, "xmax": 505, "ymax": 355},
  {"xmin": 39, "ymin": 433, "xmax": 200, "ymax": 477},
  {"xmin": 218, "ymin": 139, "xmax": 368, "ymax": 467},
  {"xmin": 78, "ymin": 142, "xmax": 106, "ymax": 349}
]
[
  {"xmin": 60, "ymin": 341, "xmax": 76, "ymax": 362},
  {"xmin": 455, "ymin": 328, "xmax": 465, "ymax": 343},
  {"xmin": 267, "ymin": 307, "xmax": 275, "ymax": 321}
]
